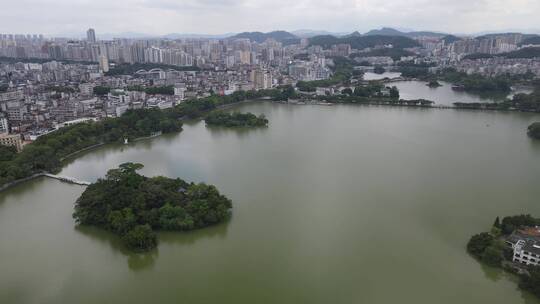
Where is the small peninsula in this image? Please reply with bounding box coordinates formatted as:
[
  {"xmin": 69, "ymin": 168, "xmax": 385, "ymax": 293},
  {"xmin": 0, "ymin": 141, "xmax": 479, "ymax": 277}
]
[
  {"xmin": 528, "ymin": 122, "xmax": 540, "ymax": 139},
  {"xmin": 467, "ymin": 215, "xmax": 540, "ymax": 298},
  {"xmin": 73, "ymin": 163, "xmax": 232, "ymax": 252},
  {"xmin": 205, "ymin": 111, "xmax": 268, "ymax": 128}
]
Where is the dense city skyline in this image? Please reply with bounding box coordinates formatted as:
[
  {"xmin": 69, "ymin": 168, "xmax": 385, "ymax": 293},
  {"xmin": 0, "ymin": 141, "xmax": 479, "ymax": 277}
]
[{"xmin": 1, "ymin": 0, "xmax": 540, "ymax": 37}]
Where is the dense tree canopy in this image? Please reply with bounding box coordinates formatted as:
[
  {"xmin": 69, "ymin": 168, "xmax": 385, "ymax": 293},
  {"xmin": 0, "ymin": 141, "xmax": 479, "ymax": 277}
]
[
  {"xmin": 438, "ymin": 68, "xmax": 511, "ymax": 93},
  {"xmin": 467, "ymin": 232, "xmax": 495, "ymax": 259},
  {"xmin": 93, "ymin": 86, "xmax": 111, "ymax": 96},
  {"xmin": 500, "ymin": 214, "xmax": 540, "ymax": 234},
  {"xmin": 520, "ymin": 267, "xmax": 540, "ymax": 298},
  {"xmin": 205, "ymin": 112, "xmax": 268, "ymax": 128},
  {"xmin": 126, "ymin": 85, "xmax": 175, "ymax": 95},
  {"xmin": 73, "ymin": 163, "xmax": 232, "ymax": 252},
  {"xmin": 529, "ymin": 122, "xmax": 540, "ymax": 139}
]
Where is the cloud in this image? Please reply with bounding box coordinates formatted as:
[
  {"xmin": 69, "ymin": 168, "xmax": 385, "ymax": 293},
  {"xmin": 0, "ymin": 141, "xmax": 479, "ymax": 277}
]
[{"xmin": 0, "ymin": 0, "xmax": 539, "ymax": 36}]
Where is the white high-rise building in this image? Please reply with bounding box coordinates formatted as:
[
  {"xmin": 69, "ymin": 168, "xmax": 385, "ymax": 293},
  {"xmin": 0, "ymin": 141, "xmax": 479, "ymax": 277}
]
[
  {"xmin": 0, "ymin": 115, "xmax": 9, "ymax": 134},
  {"xmin": 98, "ymin": 54, "xmax": 109, "ymax": 73},
  {"xmin": 86, "ymin": 28, "xmax": 96, "ymax": 43}
]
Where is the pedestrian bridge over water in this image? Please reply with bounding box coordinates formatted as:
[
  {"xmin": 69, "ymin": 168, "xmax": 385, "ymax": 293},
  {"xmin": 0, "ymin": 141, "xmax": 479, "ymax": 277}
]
[{"xmin": 43, "ymin": 174, "xmax": 92, "ymax": 186}]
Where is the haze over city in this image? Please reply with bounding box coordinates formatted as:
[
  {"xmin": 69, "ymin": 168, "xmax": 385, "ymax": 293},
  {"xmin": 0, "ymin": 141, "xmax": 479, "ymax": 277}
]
[{"xmin": 1, "ymin": 0, "xmax": 540, "ymax": 36}]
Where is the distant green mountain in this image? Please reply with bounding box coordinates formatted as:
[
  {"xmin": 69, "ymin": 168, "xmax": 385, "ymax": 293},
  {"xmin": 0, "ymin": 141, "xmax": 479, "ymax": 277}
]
[
  {"xmin": 475, "ymin": 32, "xmax": 524, "ymax": 40},
  {"xmin": 463, "ymin": 47, "xmax": 540, "ymax": 60},
  {"xmin": 442, "ymin": 35, "xmax": 462, "ymax": 44},
  {"xmin": 364, "ymin": 27, "xmax": 447, "ymax": 38},
  {"xmin": 309, "ymin": 34, "xmax": 420, "ymax": 50},
  {"xmin": 519, "ymin": 36, "xmax": 540, "ymax": 46},
  {"xmin": 342, "ymin": 31, "xmax": 362, "ymax": 38},
  {"xmin": 504, "ymin": 46, "xmax": 540, "ymax": 58},
  {"xmin": 229, "ymin": 31, "xmax": 299, "ymax": 43},
  {"xmin": 364, "ymin": 27, "xmax": 405, "ymax": 36}
]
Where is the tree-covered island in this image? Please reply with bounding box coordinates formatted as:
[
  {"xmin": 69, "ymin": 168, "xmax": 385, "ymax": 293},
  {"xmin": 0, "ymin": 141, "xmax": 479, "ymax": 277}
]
[
  {"xmin": 426, "ymin": 80, "xmax": 442, "ymax": 88},
  {"xmin": 467, "ymin": 215, "xmax": 540, "ymax": 298},
  {"xmin": 73, "ymin": 163, "xmax": 232, "ymax": 252},
  {"xmin": 205, "ymin": 111, "xmax": 268, "ymax": 128}
]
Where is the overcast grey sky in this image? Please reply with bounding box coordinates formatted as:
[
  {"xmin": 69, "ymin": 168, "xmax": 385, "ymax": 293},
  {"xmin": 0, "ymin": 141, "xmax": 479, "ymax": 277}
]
[{"xmin": 1, "ymin": 0, "xmax": 539, "ymax": 36}]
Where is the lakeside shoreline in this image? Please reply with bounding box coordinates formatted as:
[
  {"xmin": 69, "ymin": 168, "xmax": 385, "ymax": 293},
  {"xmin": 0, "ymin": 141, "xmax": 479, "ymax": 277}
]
[
  {"xmin": 1, "ymin": 97, "xmax": 538, "ymax": 193},
  {"xmin": 283, "ymin": 99, "xmax": 540, "ymax": 114},
  {"xmin": 0, "ymin": 98, "xmax": 271, "ymax": 193}
]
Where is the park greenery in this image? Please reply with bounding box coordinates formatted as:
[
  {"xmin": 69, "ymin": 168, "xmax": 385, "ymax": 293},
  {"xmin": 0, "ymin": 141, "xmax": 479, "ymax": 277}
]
[
  {"xmin": 73, "ymin": 163, "xmax": 232, "ymax": 251},
  {"xmin": 467, "ymin": 215, "xmax": 540, "ymax": 298},
  {"xmin": 453, "ymin": 86, "xmax": 540, "ymax": 112},
  {"xmin": 93, "ymin": 86, "xmax": 111, "ymax": 96},
  {"xmin": 0, "ymin": 146, "xmax": 17, "ymax": 162},
  {"xmin": 528, "ymin": 122, "xmax": 540, "ymax": 139},
  {"xmin": 438, "ymin": 68, "xmax": 512, "ymax": 92},
  {"xmin": 307, "ymin": 84, "xmax": 413, "ymax": 105},
  {"xmin": 205, "ymin": 111, "xmax": 268, "ymax": 128}
]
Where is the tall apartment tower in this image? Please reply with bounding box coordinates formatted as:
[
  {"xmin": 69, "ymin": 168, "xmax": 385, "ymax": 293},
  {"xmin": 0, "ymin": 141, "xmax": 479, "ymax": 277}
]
[
  {"xmin": 87, "ymin": 28, "xmax": 96, "ymax": 43},
  {"xmin": 98, "ymin": 54, "xmax": 109, "ymax": 73}
]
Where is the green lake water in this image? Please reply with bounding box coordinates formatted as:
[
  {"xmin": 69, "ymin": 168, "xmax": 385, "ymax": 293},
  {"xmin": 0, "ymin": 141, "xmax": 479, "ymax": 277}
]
[{"xmin": 1, "ymin": 102, "xmax": 540, "ymax": 304}]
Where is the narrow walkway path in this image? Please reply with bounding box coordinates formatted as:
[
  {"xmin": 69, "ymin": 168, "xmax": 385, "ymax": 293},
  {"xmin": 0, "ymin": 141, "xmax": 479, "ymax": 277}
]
[{"xmin": 43, "ymin": 174, "xmax": 91, "ymax": 186}]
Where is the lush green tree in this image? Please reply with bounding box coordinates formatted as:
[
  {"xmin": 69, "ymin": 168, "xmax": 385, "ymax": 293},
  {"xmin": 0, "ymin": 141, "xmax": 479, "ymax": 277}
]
[
  {"xmin": 158, "ymin": 203, "xmax": 194, "ymax": 230},
  {"xmin": 373, "ymin": 65, "xmax": 385, "ymax": 74},
  {"xmin": 108, "ymin": 208, "xmax": 136, "ymax": 234},
  {"xmin": 501, "ymin": 214, "xmax": 539, "ymax": 235},
  {"xmin": 73, "ymin": 163, "xmax": 232, "ymax": 252},
  {"xmin": 519, "ymin": 267, "xmax": 540, "ymax": 298},
  {"xmin": 481, "ymin": 241, "xmax": 504, "ymax": 267},
  {"xmin": 122, "ymin": 225, "xmax": 157, "ymax": 252},
  {"xmin": 528, "ymin": 122, "xmax": 540, "ymax": 139},
  {"xmin": 205, "ymin": 112, "xmax": 268, "ymax": 128},
  {"xmin": 427, "ymin": 80, "xmax": 442, "ymax": 88},
  {"xmin": 493, "ymin": 216, "xmax": 501, "ymax": 228},
  {"xmin": 0, "ymin": 145, "xmax": 17, "ymax": 162},
  {"xmin": 145, "ymin": 86, "xmax": 174, "ymax": 95},
  {"xmin": 342, "ymin": 88, "xmax": 353, "ymax": 95},
  {"xmin": 93, "ymin": 86, "xmax": 111, "ymax": 96},
  {"xmin": 389, "ymin": 86, "xmax": 400, "ymax": 99},
  {"xmin": 467, "ymin": 232, "xmax": 494, "ymax": 258},
  {"xmin": 437, "ymin": 68, "xmax": 511, "ymax": 93}
]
